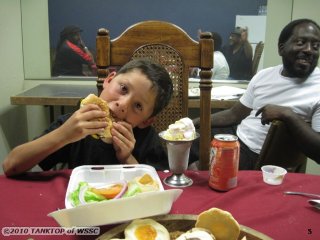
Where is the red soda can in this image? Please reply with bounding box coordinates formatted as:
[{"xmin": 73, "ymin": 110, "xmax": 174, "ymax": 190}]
[{"xmin": 209, "ymin": 134, "xmax": 240, "ymax": 191}]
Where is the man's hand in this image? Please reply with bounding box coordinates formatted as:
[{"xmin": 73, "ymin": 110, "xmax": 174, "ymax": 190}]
[
  {"xmin": 58, "ymin": 104, "xmax": 107, "ymax": 144},
  {"xmin": 193, "ymin": 117, "xmax": 200, "ymax": 129},
  {"xmin": 255, "ymin": 104, "xmax": 294, "ymax": 125},
  {"xmin": 111, "ymin": 121, "xmax": 136, "ymax": 163},
  {"xmin": 79, "ymin": 38, "xmax": 86, "ymax": 49},
  {"xmin": 241, "ymin": 27, "xmax": 249, "ymax": 42}
]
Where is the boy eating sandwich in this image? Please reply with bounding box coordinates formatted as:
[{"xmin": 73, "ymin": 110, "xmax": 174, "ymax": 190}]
[{"xmin": 3, "ymin": 59, "xmax": 173, "ymax": 176}]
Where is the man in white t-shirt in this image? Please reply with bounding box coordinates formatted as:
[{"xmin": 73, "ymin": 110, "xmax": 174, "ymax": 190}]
[{"xmin": 193, "ymin": 18, "xmax": 320, "ymax": 169}]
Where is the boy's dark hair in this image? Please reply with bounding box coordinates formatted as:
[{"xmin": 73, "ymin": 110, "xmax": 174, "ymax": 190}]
[
  {"xmin": 117, "ymin": 59, "xmax": 173, "ymax": 117},
  {"xmin": 278, "ymin": 18, "xmax": 320, "ymax": 46}
]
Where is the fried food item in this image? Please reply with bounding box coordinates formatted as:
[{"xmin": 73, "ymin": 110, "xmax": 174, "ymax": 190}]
[
  {"xmin": 195, "ymin": 208, "xmax": 240, "ymax": 240},
  {"xmin": 81, "ymin": 94, "xmax": 114, "ymax": 143}
]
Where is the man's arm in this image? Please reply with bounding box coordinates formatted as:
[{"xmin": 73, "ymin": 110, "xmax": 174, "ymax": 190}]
[
  {"xmin": 193, "ymin": 101, "xmax": 252, "ymax": 128},
  {"xmin": 241, "ymin": 27, "xmax": 253, "ymax": 59},
  {"xmin": 256, "ymin": 104, "xmax": 320, "ymax": 163}
]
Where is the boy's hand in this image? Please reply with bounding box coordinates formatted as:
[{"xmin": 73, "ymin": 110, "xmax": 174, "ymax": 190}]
[
  {"xmin": 58, "ymin": 104, "xmax": 108, "ymax": 144},
  {"xmin": 111, "ymin": 121, "xmax": 136, "ymax": 163}
]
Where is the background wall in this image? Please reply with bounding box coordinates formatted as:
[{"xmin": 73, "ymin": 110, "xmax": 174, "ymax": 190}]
[
  {"xmin": 0, "ymin": 0, "xmax": 28, "ymax": 173},
  {"xmin": 22, "ymin": 0, "xmax": 51, "ymax": 79},
  {"xmin": 48, "ymin": 0, "xmax": 267, "ymax": 51},
  {"xmin": 0, "ymin": 0, "xmax": 319, "ymax": 175}
]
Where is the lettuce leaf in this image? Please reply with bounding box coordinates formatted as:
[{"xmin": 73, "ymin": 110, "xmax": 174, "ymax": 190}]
[
  {"xmin": 70, "ymin": 181, "xmax": 106, "ymax": 206},
  {"xmin": 70, "ymin": 180, "xmax": 142, "ymax": 207},
  {"xmin": 123, "ymin": 182, "xmax": 141, "ymax": 198},
  {"xmin": 70, "ymin": 181, "xmax": 88, "ymax": 207}
]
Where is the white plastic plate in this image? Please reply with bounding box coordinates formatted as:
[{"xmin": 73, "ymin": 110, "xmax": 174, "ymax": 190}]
[
  {"xmin": 64, "ymin": 164, "xmax": 165, "ymax": 209},
  {"xmin": 48, "ymin": 164, "xmax": 182, "ymax": 227}
]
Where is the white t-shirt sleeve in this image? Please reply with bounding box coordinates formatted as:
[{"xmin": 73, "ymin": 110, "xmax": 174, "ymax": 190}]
[
  {"xmin": 239, "ymin": 73, "xmax": 260, "ymax": 109},
  {"xmin": 311, "ymin": 100, "xmax": 320, "ymax": 132}
]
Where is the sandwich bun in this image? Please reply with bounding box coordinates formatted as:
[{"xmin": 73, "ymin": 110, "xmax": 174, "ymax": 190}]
[
  {"xmin": 195, "ymin": 208, "xmax": 240, "ymax": 240},
  {"xmin": 80, "ymin": 94, "xmax": 114, "ymax": 143}
]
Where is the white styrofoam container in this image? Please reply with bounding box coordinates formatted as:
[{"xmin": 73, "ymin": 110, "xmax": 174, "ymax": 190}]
[
  {"xmin": 48, "ymin": 165, "xmax": 182, "ymax": 227},
  {"xmin": 64, "ymin": 164, "xmax": 165, "ymax": 209}
]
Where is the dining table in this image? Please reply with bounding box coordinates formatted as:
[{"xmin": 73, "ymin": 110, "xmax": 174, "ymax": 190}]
[
  {"xmin": 0, "ymin": 169, "xmax": 319, "ymax": 240},
  {"xmin": 10, "ymin": 83, "xmax": 240, "ymax": 122}
]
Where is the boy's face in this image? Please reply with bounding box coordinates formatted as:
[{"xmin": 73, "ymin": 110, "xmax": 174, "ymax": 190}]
[{"xmin": 100, "ymin": 69, "xmax": 157, "ymax": 128}]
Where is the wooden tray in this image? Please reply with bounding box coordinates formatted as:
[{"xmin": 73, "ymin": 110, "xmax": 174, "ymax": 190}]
[{"xmin": 96, "ymin": 214, "xmax": 273, "ymax": 240}]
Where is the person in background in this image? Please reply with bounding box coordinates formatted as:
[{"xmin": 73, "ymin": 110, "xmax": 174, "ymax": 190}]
[
  {"xmin": 209, "ymin": 32, "xmax": 230, "ymax": 80},
  {"xmin": 193, "ymin": 18, "xmax": 320, "ymax": 169},
  {"xmin": 222, "ymin": 26, "xmax": 253, "ymax": 80},
  {"xmin": 52, "ymin": 25, "xmax": 97, "ymax": 76},
  {"xmin": 3, "ymin": 59, "xmax": 173, "ymax": 176},
  {"xmin": 190, "ymin": 31, "xmax": 229, "ymax": 80}
]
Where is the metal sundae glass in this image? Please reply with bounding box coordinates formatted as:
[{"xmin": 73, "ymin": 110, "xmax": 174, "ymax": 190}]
[{"xmin": 159, "ymin": 131, "xmax": 199, "ymax": 187}]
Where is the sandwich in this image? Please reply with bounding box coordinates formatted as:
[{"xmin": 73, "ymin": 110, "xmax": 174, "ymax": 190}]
[{"xmin": 80, "ymin": 94, "xmax": 114, "ymax": 143}]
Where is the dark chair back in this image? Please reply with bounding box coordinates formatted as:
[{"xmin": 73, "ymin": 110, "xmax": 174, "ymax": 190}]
[
  {"xmin": 255, "ymin": 120, "xmax": 307, "ymax": 173},
  {"xmin": 252, "ymin": 41, "xmax": 264, "ymax": 76}
]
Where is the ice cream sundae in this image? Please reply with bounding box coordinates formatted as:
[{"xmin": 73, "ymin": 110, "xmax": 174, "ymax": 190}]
[
  {"xmin": 159, "ymin": 117, "xmax": 199, "ymax": 187},
  {"xmin": 162, "ymin": 117, "xmax": 196, "ymax": 141}
]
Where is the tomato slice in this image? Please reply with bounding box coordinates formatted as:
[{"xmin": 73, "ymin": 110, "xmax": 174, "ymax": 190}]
[{"xmin": 91, "ymin": 184, "xmax": 123, "ymax": 199}]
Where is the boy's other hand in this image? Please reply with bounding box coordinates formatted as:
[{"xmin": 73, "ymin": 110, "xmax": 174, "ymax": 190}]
[{"xmin": 111, "ymin": 121, "xmax": 136, "ymax": 163}]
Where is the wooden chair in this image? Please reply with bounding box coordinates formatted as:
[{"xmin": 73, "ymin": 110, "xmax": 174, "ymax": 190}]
[
  {"xmin": 251, "ymin": 41, "xmax": 264, "ymax": 76},
  {"xmin": 96, "ymin": 21, "xmax": 213, "ymax": 170},
  {"xmin": 255, "ymin": 120, "xmax": 307, "ymax": 173}
]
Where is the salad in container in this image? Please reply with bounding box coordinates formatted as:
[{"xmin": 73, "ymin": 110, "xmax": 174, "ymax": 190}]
[{"xmin": 48, "ymin": 165, "xmax": 182, "ymax": 227}]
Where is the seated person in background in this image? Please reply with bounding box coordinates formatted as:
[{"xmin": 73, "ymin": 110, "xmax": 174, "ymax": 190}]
[
  {"xmin": 222, "ymin": 26, "xmax": 253, "ymax": 80},
  {"xmin": 192, "ymin": 18, "xmax": 320, "ymax": 169},
  {"xmin": 52, "ymin": 25, "xmax": 97, "ymax": 76},
  {"xmin": 210, "ymin": 32, "xmax": 230, "ymax": 80},
  {"xmin": 3, "ymin": 59, "xmax": 173, "ymax": 176},
  {"xmin": 192, "ymin": 31, "xmax": 230, "ymax": 80}
]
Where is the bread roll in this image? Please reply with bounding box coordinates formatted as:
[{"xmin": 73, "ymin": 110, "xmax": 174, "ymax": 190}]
[
  {"xmin": 81, "ymin": 94, "xmax": 114, "ymax": 143},
  {"xmin": 195, "ymin": 208, "xmax": 240, "ymax": 240}
]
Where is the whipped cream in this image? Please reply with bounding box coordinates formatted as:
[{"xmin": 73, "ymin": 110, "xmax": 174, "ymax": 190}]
[{"xmin": 163, "ymin": 117, "xmax": 196, "ymax": 140}]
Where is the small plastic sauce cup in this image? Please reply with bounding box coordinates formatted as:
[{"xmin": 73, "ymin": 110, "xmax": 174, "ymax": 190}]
[{"xmin": 261, "ymin": 165, "xmax": 287, "ymax": 185}]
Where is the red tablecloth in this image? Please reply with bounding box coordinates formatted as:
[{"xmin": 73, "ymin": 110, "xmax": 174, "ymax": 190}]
[{"xmin": 0, "ymin": 170, "xmax": 319, "ymax": 240}]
